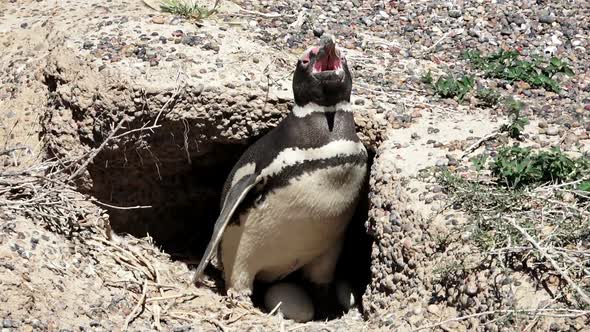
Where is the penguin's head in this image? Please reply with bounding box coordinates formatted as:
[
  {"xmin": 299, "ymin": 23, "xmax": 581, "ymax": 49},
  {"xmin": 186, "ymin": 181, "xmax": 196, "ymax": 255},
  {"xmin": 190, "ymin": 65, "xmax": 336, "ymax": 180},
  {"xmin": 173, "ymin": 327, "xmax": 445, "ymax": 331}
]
[{"xmin": 292, "ymin": 34, "xmax": 352, "ymax": 107}]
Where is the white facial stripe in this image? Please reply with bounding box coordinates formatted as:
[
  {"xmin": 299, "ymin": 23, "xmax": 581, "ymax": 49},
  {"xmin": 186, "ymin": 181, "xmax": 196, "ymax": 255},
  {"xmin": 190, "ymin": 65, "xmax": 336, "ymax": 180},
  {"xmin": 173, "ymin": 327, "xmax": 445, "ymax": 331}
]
[
  {"xmin": 259, "ymin": 139, "xmax": 365, "ymax": 179},
  {"xmin": 292, "ymin": 101, "xmax": 352, "ymax": 118},
  {"xmin": 231, "ymin": 162, "xmax": 256, "ymax": 187}
]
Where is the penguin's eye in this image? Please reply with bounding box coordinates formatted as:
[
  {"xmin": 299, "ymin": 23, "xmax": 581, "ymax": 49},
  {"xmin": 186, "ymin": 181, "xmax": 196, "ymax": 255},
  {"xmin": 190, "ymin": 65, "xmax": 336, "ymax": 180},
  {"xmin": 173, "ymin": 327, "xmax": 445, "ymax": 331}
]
[{"xmin": 302, "ymin": 59, "xmax": 310, "ymax": 65}]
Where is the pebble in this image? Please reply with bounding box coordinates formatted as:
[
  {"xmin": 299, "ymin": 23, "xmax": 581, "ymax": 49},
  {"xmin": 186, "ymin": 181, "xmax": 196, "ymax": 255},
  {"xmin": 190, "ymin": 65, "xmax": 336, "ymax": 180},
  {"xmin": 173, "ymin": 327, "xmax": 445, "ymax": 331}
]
[
  {"xmin": 203, "ymin": 41, "xmax": 220, "ymax": 52},
  {"xmin": 435, "ymin": 159, "xmax": 448, "ymax": 167},
  {"xmin": 151, "ymin": 16, "xmax": 166, "ymax": 24},
  {"xmin": 362, "ymin": 17, "xmax": 373, "ymax": 26},
  {"xmin": 313, "ymin": 27, "xmax": 324, "ymax": 38},
  {"xmin": 545, "ymin": 127, "xmax": 559, "ymax": 136},
  {"xmin": 29, "ymin": 320, "xmax": 42, "ymax": 329},
  {"xmin": 448, "ymin": 10, "xmax": 462, "ymax": 18},
  {"xmin": 2, "ymin": 320, "xmax": 14, "ymax": 328},
  {"xmin": 539, "ymin": 15, "xmax": 556, "ymax": 24},
  {"xmin": 500, "ymin": 26, "xmax": 512, "ymax": 35},
  {"xmin": 412, "ymin": 306, "xmax": 422, "ymax": 315},
  {"xmin": 466, "ymin": 282, "xmax": 478, "ymax": 296},
  {"xmin": 427, "ymin": 304, "xmax": 440, "ymax": 314},
  {"xmin": 145, "ymin": 49, "xmax": 157, "ymax": 59},
  {"xmin": 181, "ymin": 35, "xmax": 199, "ymax": 46}
]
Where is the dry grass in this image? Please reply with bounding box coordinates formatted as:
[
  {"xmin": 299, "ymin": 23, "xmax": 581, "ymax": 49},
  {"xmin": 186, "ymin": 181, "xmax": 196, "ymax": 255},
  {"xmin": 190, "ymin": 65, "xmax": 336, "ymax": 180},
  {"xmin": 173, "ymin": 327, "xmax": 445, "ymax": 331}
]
[{"xmin": 439, "ymin": 171, "xmax": 590, "ymax": 310}]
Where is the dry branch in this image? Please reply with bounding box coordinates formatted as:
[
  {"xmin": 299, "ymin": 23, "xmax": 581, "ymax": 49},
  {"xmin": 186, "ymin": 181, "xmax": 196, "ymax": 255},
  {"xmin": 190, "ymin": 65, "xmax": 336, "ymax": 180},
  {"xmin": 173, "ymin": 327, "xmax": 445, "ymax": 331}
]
[
  {"xmin": 123, "ymin": 279, "xmax": 149, "ymax": 330},
  {"xmin": 507, "ymin": 217, "xmax": 590, "ymax": 306},
  {"xmin": 90, "ymin": 198, "xmax": 152, "ymax": 210},
  {"xmin": 461, "ymin": 131, "xmax": 501, "ymax": 158},
  {"xmin": 413, "ymin": 308, "xmax": 590, "ymax": 331},
  {"xmin": 146, "ymin": 293, "xmax": 199, "ymax": 303},
  {"xmin": 0, "ymin": 146, "xmax": 29, "ymax": 156},
  {"xmin": 67, "ymin": 118, "xmax": 127, "ymax": 181}
]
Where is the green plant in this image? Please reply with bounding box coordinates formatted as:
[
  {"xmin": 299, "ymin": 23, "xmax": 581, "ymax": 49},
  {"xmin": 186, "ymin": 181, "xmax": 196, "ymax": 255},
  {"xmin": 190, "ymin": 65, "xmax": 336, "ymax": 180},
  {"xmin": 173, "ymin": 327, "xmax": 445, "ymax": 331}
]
[
  {"xmin": 545, "ymin": 57, "xmax": 575, "ymax": 77},
  {"xmin": 431, "ymin": 74, "xmax": 475, "ymax": 102},
  {"xmin": 499, "ymin": 97, "xmax": 528, "ymax": 139},
  {"xmin": 470, "ymin": 153, "xmax": 488, "ymax": 172},
  {"xmin": 160, "ymin": 0, "xmax": 220, "ymax": 20},
  {"xmin": 503, "ymin": 96, "xmax": 524, "ymax": 113},
  {"xmin": 579, "ymin": 181, "xmax": 590, "ymax": 192},
  {"xmin": 491, "ymin": 146, "xmax": 542, "ymax": 187},
  {"xmin": 463, "ymin": 49, "xmax": 574, "ymax": 92},
  {"xmin": 475, "ymin": 88, "xmax": 501, "ymax": 107},
  {"xmin": 421, "ymin": 70, "xmax": 433, "ymax": 84},
  {"xmin": 490, "ymin": 146, "xmax": 590, "ymax": 188}
]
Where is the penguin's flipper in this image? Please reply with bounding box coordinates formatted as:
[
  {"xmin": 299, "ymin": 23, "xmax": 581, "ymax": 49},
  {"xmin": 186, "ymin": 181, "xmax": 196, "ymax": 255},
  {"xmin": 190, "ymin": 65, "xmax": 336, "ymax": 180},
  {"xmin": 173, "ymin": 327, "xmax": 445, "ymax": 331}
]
[{"xmin": 192, "ymin": 173, "xmax": 260, "ymax": 284}]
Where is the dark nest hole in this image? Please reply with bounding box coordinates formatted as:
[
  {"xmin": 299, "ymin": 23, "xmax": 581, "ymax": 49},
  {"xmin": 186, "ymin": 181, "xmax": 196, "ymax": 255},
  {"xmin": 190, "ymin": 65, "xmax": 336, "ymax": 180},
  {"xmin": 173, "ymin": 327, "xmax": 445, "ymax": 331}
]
[{"xmin": 84, "ymin": 122, "xmax": 375, "ymax": 321}]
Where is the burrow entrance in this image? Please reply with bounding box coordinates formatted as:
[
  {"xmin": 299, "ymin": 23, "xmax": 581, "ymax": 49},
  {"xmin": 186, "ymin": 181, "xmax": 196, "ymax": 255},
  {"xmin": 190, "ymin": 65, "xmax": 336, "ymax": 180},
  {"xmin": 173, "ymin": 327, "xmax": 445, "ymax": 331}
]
[{"xmin": 84, "ymin": 121, "xmax": 374, "ymax": 320}]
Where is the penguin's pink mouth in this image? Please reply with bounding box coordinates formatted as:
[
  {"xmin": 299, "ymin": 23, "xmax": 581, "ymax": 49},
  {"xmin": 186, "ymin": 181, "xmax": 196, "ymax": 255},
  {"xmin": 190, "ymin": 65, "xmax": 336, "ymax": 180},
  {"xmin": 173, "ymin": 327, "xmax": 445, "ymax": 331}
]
[{"xmin": 312, "ymin": 45, "xmax": 342, "ymax": 73}]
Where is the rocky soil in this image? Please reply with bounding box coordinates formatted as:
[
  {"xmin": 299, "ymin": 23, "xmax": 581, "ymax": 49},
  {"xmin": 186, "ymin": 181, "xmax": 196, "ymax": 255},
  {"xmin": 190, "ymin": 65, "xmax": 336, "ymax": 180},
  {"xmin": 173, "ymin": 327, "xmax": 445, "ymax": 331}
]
[{"xmin": 1, "ymin": 0, "xmax": 590, "ymax": 331}]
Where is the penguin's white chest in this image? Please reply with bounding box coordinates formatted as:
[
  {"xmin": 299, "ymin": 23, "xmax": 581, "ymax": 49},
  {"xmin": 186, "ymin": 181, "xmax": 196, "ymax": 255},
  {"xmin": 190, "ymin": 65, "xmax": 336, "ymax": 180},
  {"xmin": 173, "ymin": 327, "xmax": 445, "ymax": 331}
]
[{"xmin": 221, "ymin": 161, "xmax": 367, "ymax": 284}]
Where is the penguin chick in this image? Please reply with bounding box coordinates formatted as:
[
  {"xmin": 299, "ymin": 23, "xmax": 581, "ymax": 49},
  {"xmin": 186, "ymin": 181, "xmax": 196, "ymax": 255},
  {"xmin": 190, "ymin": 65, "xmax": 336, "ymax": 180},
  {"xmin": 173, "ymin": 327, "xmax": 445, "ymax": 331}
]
[{"xmin": 193, "ymin": 34, "xmax": 368, "ymax": 316}]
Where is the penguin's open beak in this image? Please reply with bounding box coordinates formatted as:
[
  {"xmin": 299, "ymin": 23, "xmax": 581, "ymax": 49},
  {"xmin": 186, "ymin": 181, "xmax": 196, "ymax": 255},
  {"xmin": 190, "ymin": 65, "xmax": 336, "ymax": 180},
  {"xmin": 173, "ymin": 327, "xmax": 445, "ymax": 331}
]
[{"xmin": 311, "ymin": 35, "xmax": 344, "ymax": 81}]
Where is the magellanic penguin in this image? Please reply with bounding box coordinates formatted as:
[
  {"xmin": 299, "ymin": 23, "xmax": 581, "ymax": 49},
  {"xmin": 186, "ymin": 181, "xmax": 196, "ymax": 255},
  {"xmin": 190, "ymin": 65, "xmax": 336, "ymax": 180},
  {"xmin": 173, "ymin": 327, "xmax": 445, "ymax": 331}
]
[{"xmin": 193, "ymin": 34, "xmax": 368, "ymax": 308}]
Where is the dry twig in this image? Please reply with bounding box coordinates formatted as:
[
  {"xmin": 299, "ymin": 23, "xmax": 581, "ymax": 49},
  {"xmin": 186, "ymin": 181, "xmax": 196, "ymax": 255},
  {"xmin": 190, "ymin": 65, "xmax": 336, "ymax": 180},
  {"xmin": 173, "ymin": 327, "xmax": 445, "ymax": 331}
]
[
  {"xmin": 413, "ymin": 308, "xmax": 590, "ymax": 331},
  {"xmin": 507, "ymin": 217, "xmax": 590, "ymax": 306},
  {"xmin": 0, "ymin": 146, "xmax": 29, "ymax": 156},
  {"xmin": 67, "ymin": 118, "xmax": 127, "ymax": 181},
  {"xmin": 90, "ymin": 198, "xmax": 152, "ymax": 210},
  {"xmin": 461, "ymin": 131, "xmax": 501, "ymax": 158},
  {"xmin": 123, "ymin": 279, "xmax": 149, "ymax": 330},
  {"xmin": 146, "ymin": 293, "xmax": 199, "ymax": 303}
]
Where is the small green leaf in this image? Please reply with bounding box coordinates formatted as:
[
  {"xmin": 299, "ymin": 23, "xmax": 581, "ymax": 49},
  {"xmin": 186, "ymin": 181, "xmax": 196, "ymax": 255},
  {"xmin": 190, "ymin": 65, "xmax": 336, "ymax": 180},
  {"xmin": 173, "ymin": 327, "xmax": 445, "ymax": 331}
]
[
  {"xmin": 578, "ymin": 181, "xmax": 590, "ymax": 192},
  {"xmin": 464, "ymin": 49, "xmax": 574, "ymax": 93}
]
